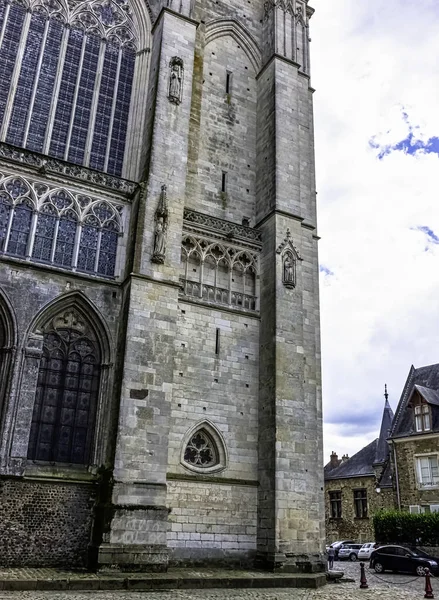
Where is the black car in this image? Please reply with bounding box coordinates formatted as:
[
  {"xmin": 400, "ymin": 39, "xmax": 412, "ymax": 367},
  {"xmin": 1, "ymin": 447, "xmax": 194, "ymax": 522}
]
[{"xmin": 370, "ymin": 545, "xmax": 439, "ymax": 576}]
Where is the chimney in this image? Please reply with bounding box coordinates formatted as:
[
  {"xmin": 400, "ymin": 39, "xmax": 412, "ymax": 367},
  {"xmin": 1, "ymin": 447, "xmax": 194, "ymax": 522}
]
[
  {"xmin": 342, "ymin": 454, "xmax": 349, "ymax": 463},
  {"xmin": 330, "ymin": 451, "xmax": 339, "ymax": 468}
]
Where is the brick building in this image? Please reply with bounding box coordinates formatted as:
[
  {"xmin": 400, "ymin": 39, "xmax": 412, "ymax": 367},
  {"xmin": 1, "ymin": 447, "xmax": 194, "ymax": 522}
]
[{"xmin": 0, "ymin": 0, "xmax": 324, "ymax": 572}]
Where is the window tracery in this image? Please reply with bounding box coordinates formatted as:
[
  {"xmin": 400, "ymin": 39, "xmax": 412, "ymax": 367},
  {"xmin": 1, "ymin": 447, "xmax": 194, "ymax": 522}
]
[
  {"xmin": 181, "ymin": 234, "xmax": 258, "ymax": 311},
  {"xmin": 181, "ymin": 421, "xmax": 227, "ymax": 474},
  {"xmin": 27, "ymin": 306, "xmax": 102, "ymax": 465},
  {"xmin": 0, "ymin": 172, "xmax": 123, "ymax": 277},
  {"xmin": 0, "ymin": 0, "xmax": 137, "ymax": 176}
]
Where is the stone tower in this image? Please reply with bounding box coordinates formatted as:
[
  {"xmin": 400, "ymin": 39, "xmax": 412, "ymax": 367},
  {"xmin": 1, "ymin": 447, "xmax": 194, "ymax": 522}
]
[{"xmin": 0, "ymin": 0, "xmax": 324, "ymax": 572}]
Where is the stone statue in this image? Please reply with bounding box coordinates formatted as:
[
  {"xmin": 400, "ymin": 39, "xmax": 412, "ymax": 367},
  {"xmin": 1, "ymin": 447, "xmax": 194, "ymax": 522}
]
[
  {"xmin": 168, "ymin": 57, "xmax": 183, "ymax": 105},
  {"xmin": 283, "ymin": 254, "xmax": 295, "ymax": 287},
  {"xmin": 152, "ymin": 185, "xmax": 169, "ymax": 264}
]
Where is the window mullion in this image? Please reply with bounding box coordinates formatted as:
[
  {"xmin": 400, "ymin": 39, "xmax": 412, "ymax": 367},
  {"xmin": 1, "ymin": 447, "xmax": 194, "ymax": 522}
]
[
  {"xmin": 94, "ymin": 228, "xmax": 102, "ymax": 272},
  {"xmin": 3, "ymin": 203, "xmax": 14, "ymax": 251},
  {"xmin": 22, "ymin": 16, "xmax": 50, "ymax": 147},
  {"xmin": 72, "ymin": 222, "xmax": 81, "ymax": 270},
  {"xmin": 0, "ymin": 9, "xmax": 32, "ymax": 141},
  {"xmin": 0, "ymin": 2, "xmax": 11, "ymax": 48},
  {"xmin": 26, "ymin": 209, "xmax": 38, "ymax": 259},
  {"xmin": 63, "ymin": 33, "xmax": 87, "ymax": 161},
  {"xmin": 103, "ymin": 47, "xmax": 122, "ymax": 172},
  {"xmin": 50, "ymin": 217, "xmax": 60, "ymax": 263},
  {"xmin": 84, "ymin": 39, "xmax": 106, "ymax": 167},
  {"xmin": 43, "ymin": 24, "xmax": 70, "ymax": 155}
]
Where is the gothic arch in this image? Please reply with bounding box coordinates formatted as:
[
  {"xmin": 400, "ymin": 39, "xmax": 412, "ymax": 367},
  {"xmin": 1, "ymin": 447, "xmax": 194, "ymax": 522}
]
[
  {"xmin": 24, "ymin": 292, "xmax": 113, "ymax": 465},
  {"xmin": 0, "ymin": 290, "xmax": 17, "ymax": 423},
  {"xmin": 30, "ymin": 291, "xmax": 112, "ymax": 364},
  {"xmin": 204, "ymin": 19, "xmax": 261, "ymax": 73},
  {"xmin": 180, "ymin": 419, "xmax": 228, "ymax": 474}
]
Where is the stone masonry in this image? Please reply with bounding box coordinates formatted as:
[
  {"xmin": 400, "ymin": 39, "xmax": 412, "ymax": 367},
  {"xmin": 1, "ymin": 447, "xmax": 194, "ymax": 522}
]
[{"xmin": 0, "ymin": 0, "xmax": 324, "ymax": 572}]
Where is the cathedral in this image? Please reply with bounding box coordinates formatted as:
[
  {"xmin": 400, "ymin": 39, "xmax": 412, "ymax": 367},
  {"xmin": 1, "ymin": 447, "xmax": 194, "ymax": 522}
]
[{"xmin": 0, "ymin": 0, "xmax": 324, "ymax": 572}]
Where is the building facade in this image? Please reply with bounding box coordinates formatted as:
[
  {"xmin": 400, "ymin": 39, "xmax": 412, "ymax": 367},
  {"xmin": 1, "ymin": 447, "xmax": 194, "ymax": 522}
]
[{"xmin": 0, "ymin": 0, "xmax": 324, "ymax": 572}]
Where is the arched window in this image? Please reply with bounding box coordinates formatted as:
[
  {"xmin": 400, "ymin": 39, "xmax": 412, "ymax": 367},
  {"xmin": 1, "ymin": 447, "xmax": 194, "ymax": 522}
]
[
  {"xmin": 27, "ymin": 307, "xmax": 102, "ymax": 465},
  {"xmin": 181, "ymin": 421, "xmax": 227, "ymax": 474},
  {"xmin": 0, "ymin": 179, "xmax": 122, "ymax": 277},
  {"xmin": 0, "ymin": 293, "xmax": 14, "ymax": 420},
  {"xmin": 0, "ymin": 0, "xmax": 137, "ymax": 176}
]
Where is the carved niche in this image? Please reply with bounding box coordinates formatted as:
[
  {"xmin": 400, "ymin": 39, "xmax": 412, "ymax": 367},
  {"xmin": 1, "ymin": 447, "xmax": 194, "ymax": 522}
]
[
  {"xmin": 168, "ymin": 57, "xmax": 184, "ymax": 105},
  {"xmin": 276, "ymin": 228, "xmax": 302, "ymax": 288},
  {"xmin": 151, "ymin": 185, "xmax": 169, "ymax": 264}
]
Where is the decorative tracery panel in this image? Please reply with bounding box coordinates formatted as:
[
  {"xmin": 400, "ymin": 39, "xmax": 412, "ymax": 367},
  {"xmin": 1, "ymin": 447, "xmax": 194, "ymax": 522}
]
[
  {"xmin": 0, "ymin": 172, "xmax": 123, "ymax": 277},
  {"xmin": 0, "ymin": 0, "xmax": 137, "ymax": 175},
  {"xmin": 27, "ymin": 307, "xmax": 101, "ymax": 465},
  {"xmin": 180, "ymin": 234, "xmax": 258, "ymax": 311}
]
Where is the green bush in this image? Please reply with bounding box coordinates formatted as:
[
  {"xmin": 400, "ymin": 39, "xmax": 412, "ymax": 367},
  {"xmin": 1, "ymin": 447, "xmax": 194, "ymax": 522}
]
[{"xmin": 373, "ymin": 510, "xmax": 439, "ymax": 546}]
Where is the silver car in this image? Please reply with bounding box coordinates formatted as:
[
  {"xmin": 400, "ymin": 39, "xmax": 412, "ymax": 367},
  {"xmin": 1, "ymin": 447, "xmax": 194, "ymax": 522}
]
[
  {"xmin": 338, "ymin": 543, "xmax": 363, "ymax": 561},
  {"xmin": 358, "ymin": 542, "xmax": 376, "ymax": 561}
]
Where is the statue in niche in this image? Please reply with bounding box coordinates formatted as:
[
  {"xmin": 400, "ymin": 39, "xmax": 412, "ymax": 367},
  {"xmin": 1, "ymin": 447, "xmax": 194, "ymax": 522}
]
[
  {"xmin": 152, "ymin": 185, "xmax": 169, "ymax": 264},
  {"xmin": 283, "ymin": 252, "xmax": 296, "ymax": 288},
  {"xmin": 168, "ymin": 57, "xmax": 184, "ymax": 105}
]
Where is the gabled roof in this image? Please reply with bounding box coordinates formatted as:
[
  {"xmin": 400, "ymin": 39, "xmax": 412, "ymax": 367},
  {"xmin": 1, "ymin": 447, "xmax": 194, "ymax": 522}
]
[
  {"xmin": 391, "ymin": 363, "xmax": 439, "ymax": 438},
  {"xmin": 325, "ymin": 439, "xmax": 378, "ymax": 480}
]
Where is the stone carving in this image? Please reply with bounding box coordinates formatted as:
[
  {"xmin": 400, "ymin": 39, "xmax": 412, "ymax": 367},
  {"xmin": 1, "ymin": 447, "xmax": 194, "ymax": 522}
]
[
  {"xmin": 283, "ymin": 252, "xmax": 296, "ymax": 288},
  {"xmin": 276, "ymin": 229, "xmax": 302, "ymax": 288},
  {"xmin": 168, "ymin": 57, "xmax": 184, "ymax": 105},
  {"xmin": 152, "ymin": 185, "xmax": 169, "ymax": 264},
  {"xmin": 0, "ymin": 143, "xmax": 138, "ymax": 196},
  {"xmin": 183, "ymin": 208, "xmax": 262, "ymax": 244}
]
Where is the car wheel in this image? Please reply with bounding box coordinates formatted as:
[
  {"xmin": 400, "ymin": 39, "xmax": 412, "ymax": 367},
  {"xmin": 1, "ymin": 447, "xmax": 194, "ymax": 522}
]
[
  {"xmin": 416, "ymin": 565, "xmax": 426, "ymax": 576},
  {"xmin": 349, "ymin": 553, "xmax": 357, "ymax": 562},
  {"xmin": 374, "ymin": 561, "xmax": 384, "ymax": 573}
]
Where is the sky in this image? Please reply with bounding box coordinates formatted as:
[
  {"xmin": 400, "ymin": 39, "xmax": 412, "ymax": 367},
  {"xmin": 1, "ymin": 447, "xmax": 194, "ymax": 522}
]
[{"xmin": 310, "ymin": 0, "xmax": 439, "ymax": 462}]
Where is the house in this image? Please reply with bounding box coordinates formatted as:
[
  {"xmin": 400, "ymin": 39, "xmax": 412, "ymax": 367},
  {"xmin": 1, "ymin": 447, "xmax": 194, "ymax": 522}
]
[
  {"xmin": 389, "ymin": 364, "xmax": 439, "ymax": 514},
  {"xmin": 324, "ymin": 394, "xmax": 394, "ymax": 543}
]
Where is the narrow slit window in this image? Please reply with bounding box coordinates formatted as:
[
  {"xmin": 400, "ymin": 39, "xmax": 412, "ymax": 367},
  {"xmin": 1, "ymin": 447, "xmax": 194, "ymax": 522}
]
[
  {"xmin": 215, "ymin": 328, "xmax": 220, "ymax": 355},
  {"xmin": 226, "ymin": 71, "xmax": 232, "ymax": 94},
  {"xmin": 221, "ymin": 171, "xmax": 227, "ymax": 193}
]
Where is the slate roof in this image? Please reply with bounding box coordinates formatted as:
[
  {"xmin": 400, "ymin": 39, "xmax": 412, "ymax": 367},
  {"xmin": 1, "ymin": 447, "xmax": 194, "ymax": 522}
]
[
  {"xmin": 324, "ymin": 438, "xmax": 377, "ymax": 480},
  {"xmin": 391, "ymin": 363, "xmax": 439, "ymax": 438},
  {"xmin": 374, "ymin": 399, "xmax": 394, "ymax": 464}
]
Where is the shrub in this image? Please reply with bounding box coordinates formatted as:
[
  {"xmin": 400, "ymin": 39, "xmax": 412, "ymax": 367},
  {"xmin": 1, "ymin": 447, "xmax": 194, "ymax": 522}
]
[{"xmin": 373, "ymin": 510, "xmax": 439, "ymax": 546}]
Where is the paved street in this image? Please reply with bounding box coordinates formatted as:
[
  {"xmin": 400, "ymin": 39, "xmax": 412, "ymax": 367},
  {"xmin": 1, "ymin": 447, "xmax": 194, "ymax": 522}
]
[{"xmin": 0, "ymin": 562, "xmax": 435, "ymax": 600}]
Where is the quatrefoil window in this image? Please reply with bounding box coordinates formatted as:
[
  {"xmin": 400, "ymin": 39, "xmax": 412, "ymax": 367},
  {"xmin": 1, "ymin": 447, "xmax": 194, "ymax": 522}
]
[{"xmin": 181, "ymin": 421, "xmax": 227, "ymax": 474}]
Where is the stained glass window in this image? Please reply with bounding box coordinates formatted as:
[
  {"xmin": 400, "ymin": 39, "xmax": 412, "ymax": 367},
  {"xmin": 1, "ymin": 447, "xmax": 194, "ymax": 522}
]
[
  {"xmin": 32, "ymin": 207, "xmax": 57, "ymax": 262},
  {"xmin": 27, "ymin": 318, "xmax": 101, "ymax": 465},
  {"xmin": 77, "ymin": 222, "xmax": 99, "ymax": 272},
  {"xmin": 0, "ymin": 0, "xmax": 137, "ymax": 176},
  {"xmin": 97, "ymin": 224, "xmax": 118, "ymax": 276},
  {"xmin": 7, "ymin": 201, "xmax": 33, "ymax": 256},
  {"xmin": 53, "ymin": 214, "xmax": 77, "ymax": 266},
  {"xmin": 0, "ymin": 194, "xmax": 12, "ymax": 251},
  {"xmin": 184, "ymin": 430, "xmax": 218, "ymax": 468}
]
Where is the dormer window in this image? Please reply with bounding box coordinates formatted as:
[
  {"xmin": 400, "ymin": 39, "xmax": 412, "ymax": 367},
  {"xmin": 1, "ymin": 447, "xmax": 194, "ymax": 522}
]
[{"xmin": 414, "ymin": 402, "xmax": 431, "ymax": 432}]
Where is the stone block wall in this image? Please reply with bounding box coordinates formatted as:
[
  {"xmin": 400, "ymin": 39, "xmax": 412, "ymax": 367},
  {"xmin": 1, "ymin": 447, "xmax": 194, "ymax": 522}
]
[
  {"xmin": 167, "ymin": 479, "xmax": 257, "ymax": 565},
  {"xmin": 394, "ymin": 438, "xmax": 439, "ymax": 508},
  {"xmin": 325, "ymin": 476, "xmax": 394, "ymax": 543},
  {"xmin": 0, "ymin": 478, "xmax": 96, "ymax": 567}
]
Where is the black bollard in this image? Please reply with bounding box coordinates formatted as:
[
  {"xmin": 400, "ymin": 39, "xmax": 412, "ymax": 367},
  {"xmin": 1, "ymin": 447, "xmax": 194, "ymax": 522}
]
[
  {"xmin": 424, "ymin": 567, "xmax": 434, "ymax": 599},
  {"xmin": 360, "ymin": 562, "xmax": 368, "ymax": 589}
]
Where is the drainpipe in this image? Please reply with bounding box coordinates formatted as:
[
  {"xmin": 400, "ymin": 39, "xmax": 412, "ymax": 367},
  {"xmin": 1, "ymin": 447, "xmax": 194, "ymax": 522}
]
[{"xmin": 392, "ymin": 441, "xmax": 401, "ymax": 510}]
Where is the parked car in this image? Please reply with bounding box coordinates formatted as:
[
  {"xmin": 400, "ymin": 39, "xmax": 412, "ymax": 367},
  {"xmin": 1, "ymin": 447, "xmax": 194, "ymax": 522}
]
[
  {"xmin": 370, "ymin": 545, "xmax": 439, "ymax": 576},
  {"xmin": 326, "ymin": 540, "xmax": 356, "ymax": 559},
  {"xmin": 338, "ymin": 543, "xmax": 363, "ymax": 561},
  {"xmin": 358, "ymin": 543, "xmax": 377, "ymax": 561}
]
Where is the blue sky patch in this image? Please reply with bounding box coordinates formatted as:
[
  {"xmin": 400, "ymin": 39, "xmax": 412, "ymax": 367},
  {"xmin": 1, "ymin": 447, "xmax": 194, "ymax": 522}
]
[
  {"xmin": 320, "ymin": 265, "xmax": 334, "ymax": 276},
  {"xmin": 412, "ymin": 225, "xmax": 439, "ymax": 247},
  {"xmin": 370, "ymin": 110, "xmax": 439, "ymax": 160}
]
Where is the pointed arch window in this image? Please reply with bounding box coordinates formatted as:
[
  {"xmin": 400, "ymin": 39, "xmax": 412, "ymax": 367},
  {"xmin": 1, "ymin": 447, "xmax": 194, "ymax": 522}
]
[
  {"xmin": 0, "ymin": 180, "xmax": 121, "ymax": 277},
  {"xmin": 181, "ymin": 421, "xmax": 227, "ymax": 474},
  {"xmin": 27, "ymin": 308, "xmax": 101, "ymax": 465},
  {"xmin": 0, "ymin": 0, "xmax": 138, "ymax": 177}
]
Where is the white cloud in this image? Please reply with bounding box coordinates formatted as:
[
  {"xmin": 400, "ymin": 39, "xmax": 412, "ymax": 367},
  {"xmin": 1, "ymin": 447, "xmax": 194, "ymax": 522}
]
[{"xmin": 310, "ymin": 0, "xmax": 439, "ymax": 462}]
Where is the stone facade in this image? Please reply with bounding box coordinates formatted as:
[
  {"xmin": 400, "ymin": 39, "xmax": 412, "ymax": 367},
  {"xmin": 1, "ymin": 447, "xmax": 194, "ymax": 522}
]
[{"xmin": 0, "ymin": 0, "xmax": 324, "ymax": 572}]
